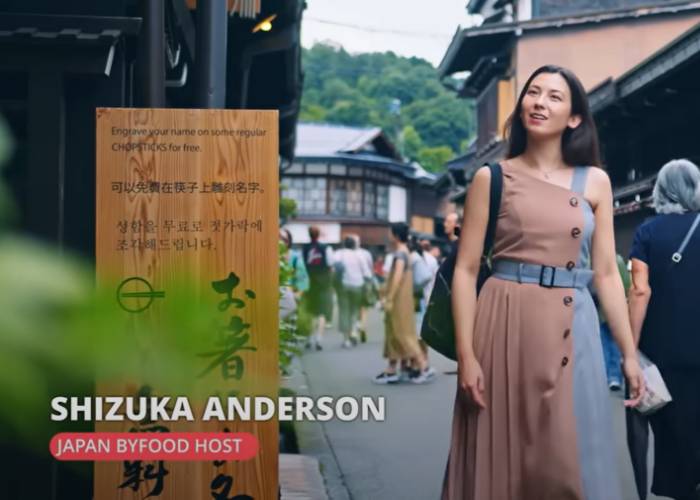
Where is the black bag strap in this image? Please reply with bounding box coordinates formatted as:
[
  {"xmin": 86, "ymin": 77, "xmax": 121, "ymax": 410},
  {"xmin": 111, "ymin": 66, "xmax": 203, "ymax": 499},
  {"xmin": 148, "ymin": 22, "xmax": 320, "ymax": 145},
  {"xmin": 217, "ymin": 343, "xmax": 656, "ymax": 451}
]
[{"xmin": 484, "ymin": 162, "xmax": 503, "ymax": 253}]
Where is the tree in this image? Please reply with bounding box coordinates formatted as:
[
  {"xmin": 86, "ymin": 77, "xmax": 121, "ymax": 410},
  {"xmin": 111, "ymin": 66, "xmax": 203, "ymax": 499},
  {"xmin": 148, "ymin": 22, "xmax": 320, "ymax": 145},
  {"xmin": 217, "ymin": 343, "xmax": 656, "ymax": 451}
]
[
  {"xmin": 300, "ymin": 43, "xmax": 474, "ymax": 171},
  {"xmin": 300, "ymin": 104, "xmax": 327, "ymax": 122},
  {"xmin": 418, "ymin": 146, "xmax": 454, "ymax": 173},
  {"xmin": 402, "ymin": 125, "xmax": 424, "ymax": 161}
]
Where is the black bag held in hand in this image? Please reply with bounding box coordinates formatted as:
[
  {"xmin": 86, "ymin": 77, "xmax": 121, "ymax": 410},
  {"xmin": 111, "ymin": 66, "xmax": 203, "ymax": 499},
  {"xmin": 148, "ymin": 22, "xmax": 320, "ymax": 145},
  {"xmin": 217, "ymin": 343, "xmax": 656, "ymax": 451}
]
[{"xmin": 420, "ymin": 163, "xmax": 503, "ymax": 361}]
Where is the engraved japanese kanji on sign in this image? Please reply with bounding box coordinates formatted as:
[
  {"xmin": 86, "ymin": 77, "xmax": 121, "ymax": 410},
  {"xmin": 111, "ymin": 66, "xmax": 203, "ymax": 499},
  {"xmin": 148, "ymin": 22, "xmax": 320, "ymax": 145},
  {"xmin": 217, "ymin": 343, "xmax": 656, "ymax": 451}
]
[{"xmin": 95, "ymin": 108, "xmax": 279, "ymax": 499}]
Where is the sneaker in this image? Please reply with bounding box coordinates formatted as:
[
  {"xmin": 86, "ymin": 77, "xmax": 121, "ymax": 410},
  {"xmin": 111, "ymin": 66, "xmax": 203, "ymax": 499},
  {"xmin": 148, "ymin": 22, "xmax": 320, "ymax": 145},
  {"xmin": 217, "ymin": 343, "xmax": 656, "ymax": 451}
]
[
  {"xmin": 349, "ymin": 335, "xmax": 359, "ymax": 346},
  {"xmin": 373, "ymin": 371, "xmax": 400, "ymax": 384},
  {"xmin": 410, "ymin": 366, "xmax": 437, "ymax": 384},
  {"xmin": 314, "ymin": 342, "xmax": 323, "ymax": 351},
  {"xmin": 399, "ymin": 368, "xmax": 419, "ymax": 383},
  {"xmin": 608, "ymin": 380, "xmax": 622, "ymax": 392},
  {"xmin": 341, "ymin": 339, "xmax": 353, "ymax": 349}
]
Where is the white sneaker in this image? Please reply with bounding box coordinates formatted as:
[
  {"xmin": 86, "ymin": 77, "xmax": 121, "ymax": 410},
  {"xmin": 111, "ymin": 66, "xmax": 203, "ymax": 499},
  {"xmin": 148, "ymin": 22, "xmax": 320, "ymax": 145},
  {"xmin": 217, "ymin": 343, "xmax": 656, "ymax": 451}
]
[
  {"xmin": 373, "ymin": 371, "xmax": 400, "ymax": 384},
  {"xmin": 608, "ymin": 380, "xmax": 622, "ymax": 392},
  {"xmin": 410, "ymin": 366, "xmax": 436, "ymax": 384},
  {"xmin": 342, "ymin": 339, "xmax": 353, "ymax": 349}
]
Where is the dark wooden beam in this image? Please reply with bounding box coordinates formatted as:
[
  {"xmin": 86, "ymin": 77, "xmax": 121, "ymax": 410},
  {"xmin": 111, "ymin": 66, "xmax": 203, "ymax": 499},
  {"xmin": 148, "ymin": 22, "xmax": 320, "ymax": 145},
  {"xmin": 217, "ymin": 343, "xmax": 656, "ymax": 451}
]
[{"xmin": 26, "ymin": 71, "xmax": 65, "ymax": 246}]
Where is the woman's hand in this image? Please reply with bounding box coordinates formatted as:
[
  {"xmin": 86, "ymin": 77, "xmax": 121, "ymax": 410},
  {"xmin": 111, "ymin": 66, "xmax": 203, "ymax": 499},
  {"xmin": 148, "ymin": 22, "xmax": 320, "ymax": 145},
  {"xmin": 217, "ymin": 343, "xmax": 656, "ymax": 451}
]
[
  {"xmin": 623, "ymin": 356, "xmax": 646, "ymax": 408},
  {"xmin": 458, "ymin": 355, "xmax": 486, "ymax": 409},
  {"xmin": 383, "ymin": 299, "xmax": 393, "ymax": 312}
]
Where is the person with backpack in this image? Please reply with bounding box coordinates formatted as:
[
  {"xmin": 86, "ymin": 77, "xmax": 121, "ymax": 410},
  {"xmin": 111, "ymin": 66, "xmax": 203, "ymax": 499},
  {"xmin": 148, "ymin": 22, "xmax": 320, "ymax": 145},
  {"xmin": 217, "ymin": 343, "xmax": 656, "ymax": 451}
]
[
  {"xmin": 302, "ymin": 226, "xmax": 334, "ymax": 351},
  {"xmin": 374, "ymin": 223, "xmax": 435, "ymax": 385},
  {"xmin": 441, "ymin": 66, "xmax": 644, "ymax": 499}
]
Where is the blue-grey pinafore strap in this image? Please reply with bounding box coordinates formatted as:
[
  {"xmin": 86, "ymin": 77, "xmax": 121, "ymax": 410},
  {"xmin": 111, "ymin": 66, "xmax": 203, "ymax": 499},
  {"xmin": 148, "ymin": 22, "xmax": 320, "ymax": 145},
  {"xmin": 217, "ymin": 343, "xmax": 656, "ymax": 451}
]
[{"xmin": 571, "ymin": 166, "xmax": 590, "ymax": 195}]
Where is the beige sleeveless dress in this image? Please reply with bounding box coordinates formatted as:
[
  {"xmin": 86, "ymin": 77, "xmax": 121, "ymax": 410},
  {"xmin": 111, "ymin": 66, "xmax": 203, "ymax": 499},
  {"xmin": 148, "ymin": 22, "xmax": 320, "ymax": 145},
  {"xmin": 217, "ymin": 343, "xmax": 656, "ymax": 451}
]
[{"xmin": 442, "ymin": 164, "xmax": 621, "ymax": 500}]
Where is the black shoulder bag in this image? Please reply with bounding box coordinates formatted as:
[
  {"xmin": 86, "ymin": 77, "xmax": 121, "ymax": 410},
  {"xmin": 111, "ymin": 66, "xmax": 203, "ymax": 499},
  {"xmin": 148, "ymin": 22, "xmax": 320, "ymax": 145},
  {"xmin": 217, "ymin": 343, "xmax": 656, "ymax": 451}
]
[{"xmin": 420, "ymin": 162, "xmax": 503, "ymax": 361}]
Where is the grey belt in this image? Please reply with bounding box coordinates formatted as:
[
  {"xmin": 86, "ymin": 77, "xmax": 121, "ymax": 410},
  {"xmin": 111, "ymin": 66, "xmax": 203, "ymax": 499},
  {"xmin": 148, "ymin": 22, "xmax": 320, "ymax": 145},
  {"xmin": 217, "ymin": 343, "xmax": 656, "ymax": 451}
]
[{"xmin": 492, "ymin": 259, "xmax": 594, "ymax": 289}]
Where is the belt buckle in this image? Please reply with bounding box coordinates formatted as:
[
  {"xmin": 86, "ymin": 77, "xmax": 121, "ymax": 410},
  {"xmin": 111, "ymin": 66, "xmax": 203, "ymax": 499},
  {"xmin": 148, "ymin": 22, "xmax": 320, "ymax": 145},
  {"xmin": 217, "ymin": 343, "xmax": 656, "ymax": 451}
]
[{"xmin": 539, "ymin": 265, "xmax": 556, "ymax": 288}]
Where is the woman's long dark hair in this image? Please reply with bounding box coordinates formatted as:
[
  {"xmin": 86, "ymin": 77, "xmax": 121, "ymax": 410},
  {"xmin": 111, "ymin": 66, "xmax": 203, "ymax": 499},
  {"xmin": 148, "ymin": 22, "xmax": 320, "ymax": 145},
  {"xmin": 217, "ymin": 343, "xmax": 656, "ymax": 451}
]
[{"xmin": 505, "ymin": 65, "xmax": 601, "ymax": 167}]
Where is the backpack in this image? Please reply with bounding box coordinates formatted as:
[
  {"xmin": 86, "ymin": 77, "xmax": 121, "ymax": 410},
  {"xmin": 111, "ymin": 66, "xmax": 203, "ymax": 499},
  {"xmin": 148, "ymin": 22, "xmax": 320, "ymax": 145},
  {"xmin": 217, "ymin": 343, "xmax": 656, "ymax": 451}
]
[
  {"xmin": 420, "ymin": 163, "xmax": 503, "ymax": 361},
  {"xmin": 412, "ymin": 253, "xmax": 433, "ymax": 294},
  {"xmin": 303, "ymin": 242, "xmax": 331, "ymax": 286}
]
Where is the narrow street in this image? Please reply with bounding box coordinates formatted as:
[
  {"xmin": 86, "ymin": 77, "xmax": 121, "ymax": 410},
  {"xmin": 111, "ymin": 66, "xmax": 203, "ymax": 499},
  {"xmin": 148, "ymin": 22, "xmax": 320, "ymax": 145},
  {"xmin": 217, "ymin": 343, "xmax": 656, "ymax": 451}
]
[{"xmin": 288, "ymin": 307, "xmax": 669, "ymax": 500}]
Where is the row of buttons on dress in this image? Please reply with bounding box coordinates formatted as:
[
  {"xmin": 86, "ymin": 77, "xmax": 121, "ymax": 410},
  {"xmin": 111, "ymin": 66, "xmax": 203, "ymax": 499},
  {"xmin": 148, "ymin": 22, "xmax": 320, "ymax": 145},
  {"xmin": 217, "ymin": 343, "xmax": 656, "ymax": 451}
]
[{"xmin": 561, "ymin": 196, "xmax": 581, "ymax": 368}]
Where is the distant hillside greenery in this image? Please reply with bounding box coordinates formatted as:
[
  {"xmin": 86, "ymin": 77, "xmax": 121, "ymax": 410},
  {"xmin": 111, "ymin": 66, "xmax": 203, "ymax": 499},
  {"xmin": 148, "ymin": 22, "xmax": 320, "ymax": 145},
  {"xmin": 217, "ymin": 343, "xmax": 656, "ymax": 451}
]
[{"xmin": 300, "ymin": 44, "xmax": 474, "ymax": 173}]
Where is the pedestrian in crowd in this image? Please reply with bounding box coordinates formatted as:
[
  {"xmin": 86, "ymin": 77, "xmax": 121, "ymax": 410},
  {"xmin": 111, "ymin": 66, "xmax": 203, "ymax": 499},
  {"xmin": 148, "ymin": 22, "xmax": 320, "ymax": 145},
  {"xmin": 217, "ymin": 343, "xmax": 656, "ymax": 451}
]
[
  {"xmin": 429, "ymin": 243, "xmax": 442, "ymax": 263},
  {"xmin": 374, "ymin": 223, "xmax": 435, "ymax": 385},
  {"xmin": 419, "ymin": 238, "xmax": 440, "ymax": 298},
  {"xmin": 628, "ymin": 159, "xmax": 700, "ymax": 500},
  {"xmin": 352, "ymin": 234, "xmax": 375, "ymax": 343},
  {"xmin": 410, "ymin": 236, "xmax": 439, "ymax": 334},
  {"xmin": 302, "ymin": 226, "xmax": 334, "ymax": 351},
  {"xmin": 442, "ymin": 65, "xmax": 644, "ymax": 499},
  {"xmin": 595, "ymin": 253, "xmax": 630, "ymax": 392},
  {"xmin": 279, "ymin": 229, "xmax": 309, "ymax": 321},
  {"xmin": 373, "ymin": 254, "xmax": 387, "ymax": 283},
  {"xmin": 444, "ymin": 212, "xmax": 460, "ymax": 243},
  {"xmin": 442, "ymin": 211, "xmax": 461, "ymax": 260},
  {"xmin": 412, "ymin": 237, "xmax": 440, "ymax": 363},
  {"xmin": 334, "ymin": 236, "xmax": 372, "ymax": 348},
  {"xmin": 281, "ymin": 229, "xmax": 309, "ymax": 293}
]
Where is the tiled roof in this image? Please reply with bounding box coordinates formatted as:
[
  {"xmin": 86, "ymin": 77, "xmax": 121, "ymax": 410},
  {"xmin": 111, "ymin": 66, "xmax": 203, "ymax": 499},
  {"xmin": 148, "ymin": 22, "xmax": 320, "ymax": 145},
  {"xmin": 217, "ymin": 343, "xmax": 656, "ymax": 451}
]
[
  {"xmin": 295, "ymin": 122, "xmax": 384, "ymax": 157},
  {"xmin": 0, "ymin": 13, "xmax": 141, "ymax": 42},
  {"xmin": 294, "ymin": 123, "xmax": 437, "ymax": 184}
]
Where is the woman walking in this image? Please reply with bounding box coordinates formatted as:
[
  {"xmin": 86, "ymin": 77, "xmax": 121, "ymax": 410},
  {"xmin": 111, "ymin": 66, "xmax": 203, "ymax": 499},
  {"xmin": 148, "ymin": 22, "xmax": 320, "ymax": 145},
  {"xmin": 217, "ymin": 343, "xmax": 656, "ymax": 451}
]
[
  {"xmin": 442, "ymin": 65, "xmax": 644, "ymax": 500},
  {"xmin": 374, "ymin": 223, "xmax": 435, "ymax": 384},
  {"xmin": 333, "ymin": 236, "xmax": 372, "ymax": 348},
  {"xmin": 628, "ymin": 159, "xmax": 700, "ymax": 500}
]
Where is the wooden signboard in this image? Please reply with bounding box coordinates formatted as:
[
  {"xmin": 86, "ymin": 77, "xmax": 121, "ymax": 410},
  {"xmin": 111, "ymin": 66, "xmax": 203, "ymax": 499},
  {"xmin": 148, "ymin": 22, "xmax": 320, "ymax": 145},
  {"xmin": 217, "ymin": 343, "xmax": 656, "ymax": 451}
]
[{"xmin": 95, "ymin": 108, "xmax": 279, "ymax": 499}]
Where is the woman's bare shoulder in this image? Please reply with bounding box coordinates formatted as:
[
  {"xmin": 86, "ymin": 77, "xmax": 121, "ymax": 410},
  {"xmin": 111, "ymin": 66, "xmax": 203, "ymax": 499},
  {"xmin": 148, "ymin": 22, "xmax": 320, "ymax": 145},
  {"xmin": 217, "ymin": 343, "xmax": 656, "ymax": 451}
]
[
  {"xmin": 587, "ymin": 166, "xmax": 611, "ymax": 187},
  {"xmin": 586, "ymin": 166, "xmax": 612, "ymax": 204}
]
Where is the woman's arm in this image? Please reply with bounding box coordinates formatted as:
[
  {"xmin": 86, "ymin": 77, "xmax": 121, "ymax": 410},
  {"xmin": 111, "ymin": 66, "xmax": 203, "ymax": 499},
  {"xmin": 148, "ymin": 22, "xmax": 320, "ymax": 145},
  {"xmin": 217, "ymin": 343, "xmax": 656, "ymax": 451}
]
[
  {"xmin": 628, "ymin": 258, "xmax": 651, "ymax": 347},
  {"xmin": 452, "ymin": 166, "xmax": 492, "ymax": 408},
  {"xmin": 589, "ymin": 168, "xmax": 644, "ymax": 405}
]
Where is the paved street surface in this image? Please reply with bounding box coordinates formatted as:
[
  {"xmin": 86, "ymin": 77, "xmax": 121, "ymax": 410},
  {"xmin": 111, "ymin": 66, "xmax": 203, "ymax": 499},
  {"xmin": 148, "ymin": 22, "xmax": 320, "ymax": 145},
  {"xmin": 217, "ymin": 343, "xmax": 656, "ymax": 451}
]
[{"xmin": 288, "ymin": 307, "xmax": 670, "ymax": 500}]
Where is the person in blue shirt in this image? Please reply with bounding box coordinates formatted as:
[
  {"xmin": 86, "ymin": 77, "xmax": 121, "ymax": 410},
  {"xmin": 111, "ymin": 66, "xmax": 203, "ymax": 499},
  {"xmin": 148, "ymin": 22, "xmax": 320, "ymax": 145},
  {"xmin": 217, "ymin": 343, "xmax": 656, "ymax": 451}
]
[{"xmin": 629, "ymin": 159, "xmax": 700, "ymax": 500}]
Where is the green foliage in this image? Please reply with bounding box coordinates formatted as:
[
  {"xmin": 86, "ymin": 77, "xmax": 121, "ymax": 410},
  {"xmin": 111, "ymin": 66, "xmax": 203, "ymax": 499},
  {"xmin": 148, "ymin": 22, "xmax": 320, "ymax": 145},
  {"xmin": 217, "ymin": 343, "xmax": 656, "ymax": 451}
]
[
  {"xmin": 418, "ymin": 146, "xmax": 455, "ymax": 173},
  {"xmin": 278, "ymin": 243, "xmax": 307, "ymax": 375},
  {"xmin": 301, "ymin": 43, "xmax": 474, "ymax": 170},
  {"xmin": 280, "ymin": 196, "xmax": 298, "ymax": 223},
  {"xmin": 402, "ymin": 125, "xmax": 423, "ymax": 161}
]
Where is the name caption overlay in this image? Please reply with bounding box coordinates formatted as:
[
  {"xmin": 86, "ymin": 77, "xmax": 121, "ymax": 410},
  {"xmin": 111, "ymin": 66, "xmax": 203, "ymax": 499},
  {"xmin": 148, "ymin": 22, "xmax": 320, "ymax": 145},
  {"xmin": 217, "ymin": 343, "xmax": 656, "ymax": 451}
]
[{"xmin": 50, "ymin": 432, "xmax": 258, "ymax": 461}]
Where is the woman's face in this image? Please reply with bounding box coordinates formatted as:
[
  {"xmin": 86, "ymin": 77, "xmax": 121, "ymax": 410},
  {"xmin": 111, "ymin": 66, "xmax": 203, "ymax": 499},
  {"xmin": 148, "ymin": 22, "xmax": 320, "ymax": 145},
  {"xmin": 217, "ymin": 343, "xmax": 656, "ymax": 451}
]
[{"xmin": 520, "ymin": 72, "xmax": 581, "ymax": 139}]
